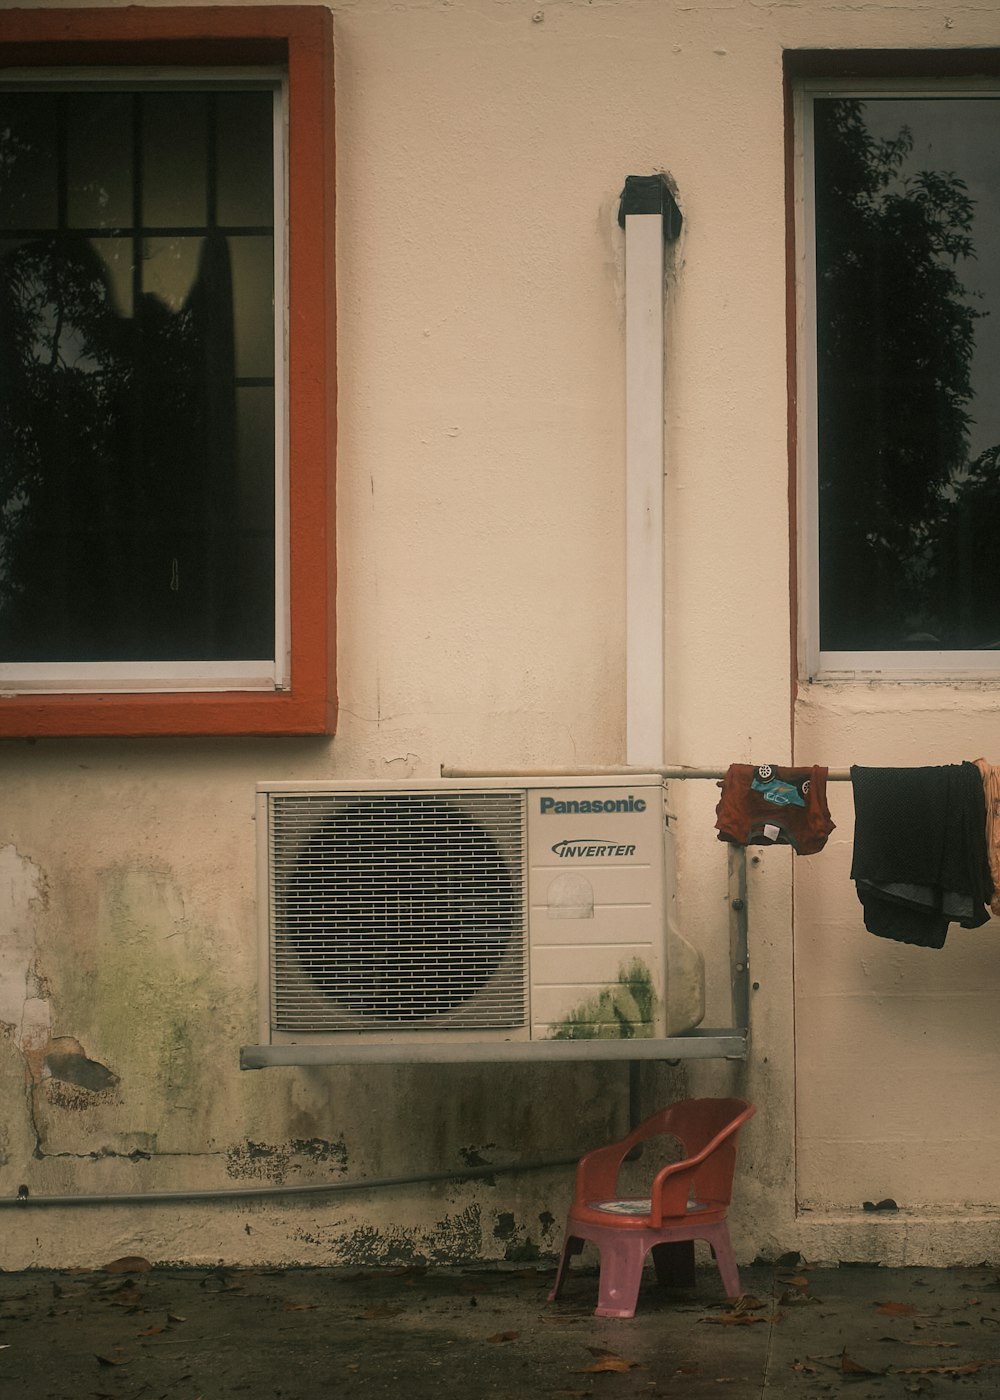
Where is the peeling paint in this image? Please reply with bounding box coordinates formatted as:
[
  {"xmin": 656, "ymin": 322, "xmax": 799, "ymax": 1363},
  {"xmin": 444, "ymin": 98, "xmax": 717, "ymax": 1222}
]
[
  {"xmin": 43, "ymin": 1079, "xmax": 122, "ymax": 1114},
  {"xmin": 549, "ymin": 958, "xmax": 657, "ymax": 1039},
  {"xmin": 43, "ymin": 1038, "xmax": 119, "ymax": 1094},
  {"xmin": 490, "ymin": 1209, "xmax": 543, "ymax": 1261},
  {"xmin": 492, "ymin": 1210, "xmax": 516, "ymax": 1240}
]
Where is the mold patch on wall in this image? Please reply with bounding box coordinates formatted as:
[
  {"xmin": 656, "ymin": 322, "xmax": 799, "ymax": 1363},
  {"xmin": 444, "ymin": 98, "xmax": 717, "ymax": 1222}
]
[
  {"xmin": 226, "ymin": 1137, "xmax": 348, "ymax": 1183},
  {"xmin": 0, "ymin": 845, "xmax": 48, "ymax": 1051},
  {"xmin": 550, "ymin": 958, "xmax": 657, "ymax": 1039},
  {"xmin": 492, "ymin": 1208, "xmax": 551, "ymax": 1262},
  {"xmin": 297, "ymin": 1204, "xmax": 483, "ymax": 1267}
]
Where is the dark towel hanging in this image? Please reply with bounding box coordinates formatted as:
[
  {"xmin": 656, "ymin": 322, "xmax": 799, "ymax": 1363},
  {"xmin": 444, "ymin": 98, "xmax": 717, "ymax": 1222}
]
[{"xmin": 850, "ymin": 763, "xmax": 993, "ymax": 948}]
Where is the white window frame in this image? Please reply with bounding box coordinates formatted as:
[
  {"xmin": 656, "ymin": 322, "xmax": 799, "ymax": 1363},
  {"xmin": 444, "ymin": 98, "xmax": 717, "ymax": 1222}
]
[
  {"xmin": 797, "ymin": 77, "xmax": 1000, "ymax": 682},
  {"xmin": 0, "ymin": 67, "xmax": 289, "ymax": 696}
]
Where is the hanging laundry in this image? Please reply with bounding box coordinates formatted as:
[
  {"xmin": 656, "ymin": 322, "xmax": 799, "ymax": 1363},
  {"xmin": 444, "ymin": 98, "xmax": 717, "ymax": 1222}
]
[
  {"xmin": 974, "ymin": 758, "xmax": 1000, "ymax": 919},
  {"xmin": 850, "ymin": 763, "xmax": 993, "ymax": 948},
  {"xmin": 715, "ymin": 763, "xmax": 835, "ymax": 854}
]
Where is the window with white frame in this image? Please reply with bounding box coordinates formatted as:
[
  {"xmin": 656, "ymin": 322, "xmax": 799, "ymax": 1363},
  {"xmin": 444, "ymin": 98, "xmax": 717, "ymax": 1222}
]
[
  {"xmin": 799, "ymin": 83, "xmax": 1000, "ymax": 678},
  {"xmin": 0, "ymin": 73, "xmax": 284, "ymax": 691}
]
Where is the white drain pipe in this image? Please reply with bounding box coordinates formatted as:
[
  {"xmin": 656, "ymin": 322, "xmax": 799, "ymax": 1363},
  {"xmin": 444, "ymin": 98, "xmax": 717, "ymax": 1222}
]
[{"xmin": 620, "ymin": 176, "xmax": 682, "ymax": 767}]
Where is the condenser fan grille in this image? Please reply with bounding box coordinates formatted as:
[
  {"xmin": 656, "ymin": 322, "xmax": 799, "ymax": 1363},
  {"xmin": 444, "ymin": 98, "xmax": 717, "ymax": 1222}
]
[{"xmin": 268, "ymin": 790, "xmax": 527, "ymax": 1030}]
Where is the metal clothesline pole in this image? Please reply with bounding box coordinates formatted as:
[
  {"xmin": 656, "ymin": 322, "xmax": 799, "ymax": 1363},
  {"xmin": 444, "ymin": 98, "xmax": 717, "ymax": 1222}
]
[{"xmin": 440, "ymin": 765, "xmax": 855, "ymax": 781}]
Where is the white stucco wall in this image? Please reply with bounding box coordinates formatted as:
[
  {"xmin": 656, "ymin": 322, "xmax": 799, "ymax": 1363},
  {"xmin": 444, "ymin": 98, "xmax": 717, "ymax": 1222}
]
[{"xmin": 1, "ymin": 0, "xmax": 999, "ymax": 1271}]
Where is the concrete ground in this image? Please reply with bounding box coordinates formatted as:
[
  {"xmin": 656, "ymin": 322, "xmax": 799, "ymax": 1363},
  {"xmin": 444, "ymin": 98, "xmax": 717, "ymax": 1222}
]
[{"xmin": 3, "ymin": 1255, "xmax": 1000, "ymax": 1399}]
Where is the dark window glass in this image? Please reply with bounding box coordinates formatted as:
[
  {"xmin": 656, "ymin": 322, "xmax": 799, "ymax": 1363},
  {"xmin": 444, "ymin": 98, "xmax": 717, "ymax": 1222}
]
[
  {"xmin": 814, "ymin": 97, "xmax": 1000, "ymax": 653},
  {"xmin": 0, "ymin": 86, "xmax": 275, "ymax": 664}
]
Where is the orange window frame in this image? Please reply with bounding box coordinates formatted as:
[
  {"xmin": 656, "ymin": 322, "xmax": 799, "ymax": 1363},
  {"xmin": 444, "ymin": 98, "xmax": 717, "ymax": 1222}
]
[{"xmin": 0, "ymin": 6, "xmax": 336, "ymax": 737}]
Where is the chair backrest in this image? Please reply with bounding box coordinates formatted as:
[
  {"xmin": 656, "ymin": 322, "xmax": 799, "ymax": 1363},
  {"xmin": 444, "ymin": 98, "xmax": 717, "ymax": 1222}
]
[
  {"xmin": 657, "ymin": 1097, "xmax": 754, "ymax": 1158},
  {"xmin": 642, "ymin": 1098, "xmax": 756, "ymax": 1214}
]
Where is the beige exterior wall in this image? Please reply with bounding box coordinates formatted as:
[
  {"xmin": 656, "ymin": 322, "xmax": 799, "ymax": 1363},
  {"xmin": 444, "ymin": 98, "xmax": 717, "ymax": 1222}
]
[{"xmin": 1, "ymin": 0, "xmax": 998, "ymax": 1270}]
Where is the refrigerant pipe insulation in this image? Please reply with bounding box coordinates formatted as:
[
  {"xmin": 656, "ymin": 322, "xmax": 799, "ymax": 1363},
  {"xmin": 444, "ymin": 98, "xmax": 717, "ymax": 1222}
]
[{"xmin": 0, "ymin": 1154, "xmax": 582, "ymax": 1210}]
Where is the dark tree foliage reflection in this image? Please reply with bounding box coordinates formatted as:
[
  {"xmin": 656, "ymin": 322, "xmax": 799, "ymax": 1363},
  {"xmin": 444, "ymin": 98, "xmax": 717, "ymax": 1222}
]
[
  {"xmin": 0, "ymin": 231, "xmax": 261, "ymax": 661},
  {"xmin": 814, "ymin": 98, "xmax": 1000, "ymax": 652}
]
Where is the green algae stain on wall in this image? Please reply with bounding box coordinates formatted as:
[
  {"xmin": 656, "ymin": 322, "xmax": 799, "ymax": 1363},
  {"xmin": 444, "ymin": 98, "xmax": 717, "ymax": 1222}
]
[
  {"xmin": 30, "ymin": 860, "xmax": 239, "ymax": 1160},
  {"xmin": 549, "ymin": 958, "xmax": 657, "ymax": 1040}
]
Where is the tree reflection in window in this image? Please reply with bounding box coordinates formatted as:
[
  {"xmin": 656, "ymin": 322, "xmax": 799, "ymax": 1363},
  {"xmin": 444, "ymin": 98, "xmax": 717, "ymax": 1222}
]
[
  {"xmin": 814, "ymin": 97, "xmax": 1000, "ymax": 653},
  {"xmin": 0, "ymin": 86, "xmax": 275, "ymax": 664}
]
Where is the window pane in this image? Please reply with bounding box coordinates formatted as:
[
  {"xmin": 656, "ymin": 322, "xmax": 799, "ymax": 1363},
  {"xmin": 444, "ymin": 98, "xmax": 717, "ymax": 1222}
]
[
  {"xmin": 67, "ymin": 92, "xmax": 133, "ymax": 229},
  {"xmin": 142, "ymin": 91, "xmax": 207, "ymax": 229},
  {"xmin": 0, "ymin": 93, "xmax": 58, "ymax": 230},
  {"xmin": 216, "ymin": 91, "xmax": 274, "ymax": 227},
  {"xmin": 814, "ymin": 97, "xmax": 1000, "ymax": 653},
  {"xmin": 0, "ymin": 85, "xmax": 276, "ymax": 665},
  {"xmin": 229, "ymin": 236, "xmax": 275, "ymax": 378}
]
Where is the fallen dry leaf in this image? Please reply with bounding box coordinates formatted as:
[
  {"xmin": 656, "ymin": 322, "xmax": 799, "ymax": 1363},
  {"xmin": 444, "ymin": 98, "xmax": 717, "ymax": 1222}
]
[
  {"xmin": 839, "ymin": 1349, "xmax": 886, "ymax": 1377},
  {"xmin": 896, "ymin": 1359, "xmax": 1000, "ymax": 1377},
  {"xmin": 778, "ymin": 1289, "xmax": 820, "ymax": 1306},
  {"xmin": 701, "ymin": 1312, "xmax": 774, "ymax": 1327},
  {"xmin": 576, "ymin": 1356, "xmax": 636, "ymax": 1373},
  {"xmin": 95, "ymin": 1353, "xmax": 129, "ymax": 1367},
  {"xmin": 729, "ymin": 1293, "xmax": 768, "ymax": 1312},
  {"xmin": 876, "ymin": 1300, "xmax": 918, "ymax": 1317},
  {"xmin": 283, "ymin": 1302, "xmax": 318, "ymax": 1312},
  {"xmin": 778, "ymin": 1274, "xmax": 810, "ymax": 1289},
  {"xmin": 880, "ymin": 1336, "xmax": 958, "ymax": 1348},
  {"xmin": 486, "ymin": 1330, "xmax": 519, "ymax": 1343},
  {"xmin": 102, "ymin": 1257, "xmax": 152, "ymax": 1275}
]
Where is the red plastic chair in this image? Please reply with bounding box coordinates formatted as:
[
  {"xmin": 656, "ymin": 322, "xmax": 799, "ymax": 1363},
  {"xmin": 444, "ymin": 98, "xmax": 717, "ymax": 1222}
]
[{"xmin": 547, "ymin": 1097, "xmax": 756, "ymax": 1318}]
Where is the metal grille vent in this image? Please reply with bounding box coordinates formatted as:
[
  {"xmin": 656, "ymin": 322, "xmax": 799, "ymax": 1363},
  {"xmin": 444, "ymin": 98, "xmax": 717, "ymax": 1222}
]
[{"xmin": 269, "ymin": 790, "xmax": 527, "ymax": 1031}]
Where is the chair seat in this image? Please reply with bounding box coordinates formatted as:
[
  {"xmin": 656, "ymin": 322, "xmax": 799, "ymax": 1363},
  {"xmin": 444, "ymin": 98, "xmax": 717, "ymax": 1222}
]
[{"xmin": 588, "ymin": 1197, "xmax": 710, "ymax": 1216}]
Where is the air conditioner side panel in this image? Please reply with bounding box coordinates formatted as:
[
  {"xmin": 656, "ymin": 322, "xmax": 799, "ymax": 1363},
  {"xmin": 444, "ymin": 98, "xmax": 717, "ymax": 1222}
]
[{"xmin": 526, "ymin": 783, "xmax": 668, "ymax": 1040}]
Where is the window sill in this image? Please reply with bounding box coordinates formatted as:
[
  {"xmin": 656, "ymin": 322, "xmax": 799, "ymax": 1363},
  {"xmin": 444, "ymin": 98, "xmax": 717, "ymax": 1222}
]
[
  {"xmin": 805, "ymin": 669, "xmax": 1000, "ymax": 686},
  {"xmin": 0, "ymin": 687, "xmax": 335, "ymax": 739}
]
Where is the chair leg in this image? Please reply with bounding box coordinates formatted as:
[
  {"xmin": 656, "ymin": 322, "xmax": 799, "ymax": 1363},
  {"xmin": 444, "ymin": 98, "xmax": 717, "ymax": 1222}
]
[
  {"xmin": 547, "ymin": 1234, "xmax": 585, "ymax": 1302},
  {"xmin": 594, "ymin": 1235, "xmax": 648, "ymax": 1319},
  {"xmin": 652, "ymin": 1239, "xmax": 696, "ymax": 1288},
  {"xmin": 703, "ymin": 1223, "xmax": 741, "ymax": 1299}
]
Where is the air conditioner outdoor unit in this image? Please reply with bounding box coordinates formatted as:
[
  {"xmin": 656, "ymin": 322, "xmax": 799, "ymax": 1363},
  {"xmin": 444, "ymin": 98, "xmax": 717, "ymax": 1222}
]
[{"xmin": 255, "ymin": 776, "xmax": 705, "ymax": 1048}]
